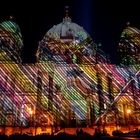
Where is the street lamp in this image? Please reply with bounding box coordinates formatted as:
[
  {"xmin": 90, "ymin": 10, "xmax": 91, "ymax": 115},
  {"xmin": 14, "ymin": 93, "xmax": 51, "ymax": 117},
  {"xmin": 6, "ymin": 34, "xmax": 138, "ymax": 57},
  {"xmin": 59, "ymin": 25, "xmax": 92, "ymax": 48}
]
[
  {"xmin": 126, "ymin": 109, "xmax": 131, "ymax": 131},
  {"xmin": 28, "ymin": 107, "xmax": 33, "ymax": 126}
]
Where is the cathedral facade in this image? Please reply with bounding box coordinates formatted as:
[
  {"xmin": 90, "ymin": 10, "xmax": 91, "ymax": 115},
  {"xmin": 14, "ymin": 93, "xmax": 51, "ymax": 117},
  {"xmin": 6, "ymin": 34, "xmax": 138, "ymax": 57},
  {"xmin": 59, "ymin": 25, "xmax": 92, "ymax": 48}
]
[{"xmin": 0, "ymin": 16, "xmax": 140, "ymax": 133}]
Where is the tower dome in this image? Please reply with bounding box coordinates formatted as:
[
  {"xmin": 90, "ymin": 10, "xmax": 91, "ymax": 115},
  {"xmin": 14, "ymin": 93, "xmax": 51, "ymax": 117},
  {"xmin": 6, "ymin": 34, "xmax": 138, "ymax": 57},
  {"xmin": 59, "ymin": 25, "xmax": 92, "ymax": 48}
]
[
  {"xmin": 118, "ymin": 24, "xmax": 140, "ymax": 65},
  {"xmin": 0, "ymin": 20, "xmax": 23, "ymax": 63}
]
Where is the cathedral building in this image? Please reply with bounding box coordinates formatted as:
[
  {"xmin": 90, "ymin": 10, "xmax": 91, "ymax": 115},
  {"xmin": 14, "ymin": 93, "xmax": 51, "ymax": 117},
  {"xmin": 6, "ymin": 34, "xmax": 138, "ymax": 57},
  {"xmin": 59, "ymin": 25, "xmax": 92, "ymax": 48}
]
[{"xmin": 0, "ymin": 14, "xmax": 140, "ymax": 135}]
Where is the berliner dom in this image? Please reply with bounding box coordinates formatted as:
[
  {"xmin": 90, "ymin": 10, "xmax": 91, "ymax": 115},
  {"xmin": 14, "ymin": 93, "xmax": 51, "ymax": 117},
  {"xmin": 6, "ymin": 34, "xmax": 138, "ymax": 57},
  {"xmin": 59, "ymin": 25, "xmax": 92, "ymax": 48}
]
[{"xmin": 0, "ymin": 15, "xmax": 140, "ymax": 136}]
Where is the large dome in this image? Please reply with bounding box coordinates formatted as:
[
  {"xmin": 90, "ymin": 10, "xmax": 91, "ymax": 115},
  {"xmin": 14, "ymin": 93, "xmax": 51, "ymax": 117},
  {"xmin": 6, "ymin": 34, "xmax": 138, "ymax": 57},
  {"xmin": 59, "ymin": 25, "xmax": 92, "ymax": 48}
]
[
  {"xmin": 46, "ymin": 16, "xmax": 89, "ymax": 42},
  {"xmin": 0, "ymin": 20, "xmax": 23, "ymax": 63},
  {"xmin": 37, "ymin": 16, "xmax": 109, "ymax": 64}
]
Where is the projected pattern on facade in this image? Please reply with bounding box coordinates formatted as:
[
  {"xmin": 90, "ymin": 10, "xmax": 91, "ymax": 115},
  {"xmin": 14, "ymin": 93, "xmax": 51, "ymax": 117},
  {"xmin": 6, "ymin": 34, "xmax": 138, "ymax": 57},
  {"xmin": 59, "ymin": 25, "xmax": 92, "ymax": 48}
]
[
  {"xmin": 0, "ymin": 18, "xmax": 140, "ymax": 127},
  {"xmin": 0, "ymin": 21, "xmax": 23, "ymax": 63}
]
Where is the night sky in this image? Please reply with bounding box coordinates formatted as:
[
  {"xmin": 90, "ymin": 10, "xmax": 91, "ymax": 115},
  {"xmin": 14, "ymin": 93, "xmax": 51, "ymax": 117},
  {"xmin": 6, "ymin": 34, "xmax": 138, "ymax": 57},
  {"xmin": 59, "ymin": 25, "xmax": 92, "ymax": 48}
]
[{"xmin": 0, "ymin": 0, "xmax": 140, "ymax": 64}]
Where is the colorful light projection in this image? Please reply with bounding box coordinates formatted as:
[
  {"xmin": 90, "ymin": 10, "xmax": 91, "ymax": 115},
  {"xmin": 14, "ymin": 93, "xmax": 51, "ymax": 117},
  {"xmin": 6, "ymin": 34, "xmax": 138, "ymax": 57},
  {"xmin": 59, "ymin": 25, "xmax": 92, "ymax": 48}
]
[
  {"xmin": 37, "ymin": 37, "xmax": 110, "ymax": 65},
  {"xmin": 0, "ymin": 21, "xmax": 23, "ymax": 63},
  {"xmin": 118, "ymin": 26, "xmax": 140, "ymax": 65},
  {"xmin": 0, "ymin": 62, "xmax": 140, "ymax": 127},
  {"xmin": 0, "ymin": 19, "xmax": 140, "ymax": 128}
]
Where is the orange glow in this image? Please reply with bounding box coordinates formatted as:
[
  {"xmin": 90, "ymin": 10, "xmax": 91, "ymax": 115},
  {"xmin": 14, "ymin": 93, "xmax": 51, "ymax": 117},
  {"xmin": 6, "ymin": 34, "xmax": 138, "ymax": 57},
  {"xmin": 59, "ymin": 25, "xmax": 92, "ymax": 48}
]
[
  {"xmin": 126, "ymin": 109, "xmax": 131, "ymax": 114},
  {"xmin": 28, "ymin": 108, "xmax": 33, "ymax": 115}
]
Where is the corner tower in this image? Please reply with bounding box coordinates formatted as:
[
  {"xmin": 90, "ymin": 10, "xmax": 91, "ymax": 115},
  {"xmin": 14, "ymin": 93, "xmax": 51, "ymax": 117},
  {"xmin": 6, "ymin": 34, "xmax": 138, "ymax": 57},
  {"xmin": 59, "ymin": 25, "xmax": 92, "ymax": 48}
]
[
  {"xmin": 117, "ymin": 23, "xmax": 140, "ymax": 65},
  {"xmin": 0, "ymin": 19, "xmax": 23, "ymax": 63}
]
